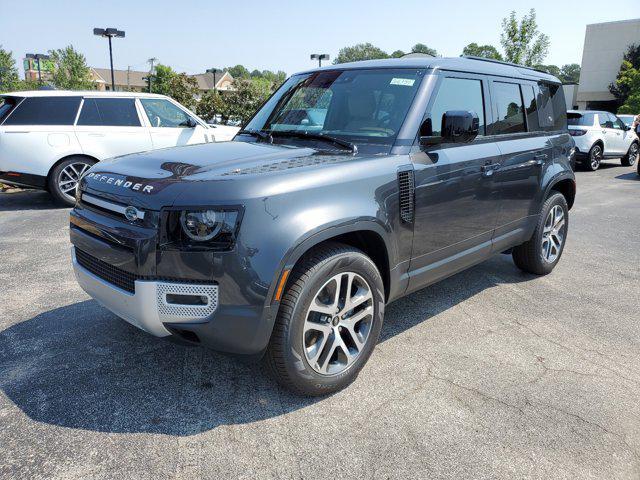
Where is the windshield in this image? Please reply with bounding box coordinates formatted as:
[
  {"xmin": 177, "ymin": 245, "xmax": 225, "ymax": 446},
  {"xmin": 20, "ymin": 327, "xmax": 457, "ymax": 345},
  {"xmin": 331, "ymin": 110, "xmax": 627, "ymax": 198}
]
[
  {"xmin": 244, "ymin": 68, "xmax": 425, "ymax": 145},
  {"xmin": 567, "ymin": 112, "xmax": 594, "ymax": 127},
  {"xmin": 0, "ymin": 97, "xmax": 20, "ymax": 124}
]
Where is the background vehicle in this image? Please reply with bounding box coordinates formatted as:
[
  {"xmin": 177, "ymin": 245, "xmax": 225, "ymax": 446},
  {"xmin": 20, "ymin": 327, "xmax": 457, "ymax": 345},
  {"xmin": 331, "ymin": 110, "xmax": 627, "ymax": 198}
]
[
  {"xmin": 567, "ymin": 110, "xmax": 639, "ymax": 170},
  {"xmin": 617, "ymin": 114, "xmax": 638, "ymax": 129},
  {"xmin": 70, "ymin": 57, "xmax": 575, "ymax": 395},
  {"xmin": 0, "ymin": 91, "xmax": 238, "ymax": 206}
]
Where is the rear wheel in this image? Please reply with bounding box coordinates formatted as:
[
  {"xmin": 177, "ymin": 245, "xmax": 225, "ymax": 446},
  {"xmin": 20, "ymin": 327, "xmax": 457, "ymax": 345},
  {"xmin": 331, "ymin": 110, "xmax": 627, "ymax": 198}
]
[
  {"xmin": 265, "ymin": 243, "xmax": 385, "ymax": 396},
  {"xmin": 585, "ymin": 144, "xmax": 603, "ymax": 171},
  {"xmin": 48, "ymin": 157, "xmax": 95, "ymax": 206},
  {"xmin": 621, "ymin": 142, "xmax": 638, "ymax": 167},
  {"xmin": 512, "ymin": 192, "xmax": 569, "ymax": 275}
]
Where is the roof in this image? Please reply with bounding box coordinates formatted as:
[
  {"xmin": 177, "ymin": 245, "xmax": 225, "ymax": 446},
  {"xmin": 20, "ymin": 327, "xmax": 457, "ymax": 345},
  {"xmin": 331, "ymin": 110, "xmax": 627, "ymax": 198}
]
[
  {"xmin": 1, "ymin": 90, "xmax": 169, "ymax": 98},
  {"xmin": 191, "ymin": 71, "xmax": 234, "ymax": 91},
  {"xmin": 297, "ymin": 56, "xmax": 560, "ymax": 83},
  {"xmin": 93, "ymin": 68, "xmax": 148, "ymax": 88}
]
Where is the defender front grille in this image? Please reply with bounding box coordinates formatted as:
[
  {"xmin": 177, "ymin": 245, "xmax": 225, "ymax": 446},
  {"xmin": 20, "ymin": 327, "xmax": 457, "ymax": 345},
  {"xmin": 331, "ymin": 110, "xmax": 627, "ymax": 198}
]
[{"xmin": 75, "ymin": 248, "xmax": 137, "ymax": 293}]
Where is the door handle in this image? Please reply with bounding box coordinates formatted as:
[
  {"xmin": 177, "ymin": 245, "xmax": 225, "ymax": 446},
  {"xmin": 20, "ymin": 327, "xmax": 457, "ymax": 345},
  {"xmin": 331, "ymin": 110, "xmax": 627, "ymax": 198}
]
[{"xmin": 481, "ymin": 163, "xmax": 500, "ymax": 176}]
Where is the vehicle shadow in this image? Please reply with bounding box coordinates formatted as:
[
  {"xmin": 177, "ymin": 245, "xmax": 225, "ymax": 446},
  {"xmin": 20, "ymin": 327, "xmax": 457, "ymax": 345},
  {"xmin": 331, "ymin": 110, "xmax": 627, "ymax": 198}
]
[
  {"xmin": 0, "ymin": 190, "xmax": 66, "ymax": 212},
  {"xmin": 0, "ymin": 256, "xmax": 534, "ymax": 436},
  {"xmin": 615, "ymin": 171, "xmax": 640, "ymax": 181}
]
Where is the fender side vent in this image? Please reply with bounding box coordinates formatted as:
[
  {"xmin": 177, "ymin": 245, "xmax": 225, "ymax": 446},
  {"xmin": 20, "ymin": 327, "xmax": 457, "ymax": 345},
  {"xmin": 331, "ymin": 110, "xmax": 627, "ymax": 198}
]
[{"xmin": 398, "ymin": 169, "xmax": 415, "ymax": 223}]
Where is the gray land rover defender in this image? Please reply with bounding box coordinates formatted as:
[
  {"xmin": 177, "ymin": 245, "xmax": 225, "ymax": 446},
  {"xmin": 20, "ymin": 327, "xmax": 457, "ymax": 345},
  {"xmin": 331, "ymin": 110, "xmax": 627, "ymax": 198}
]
[{"xmin": 70, "ymin": 57, "xmax": 576, "ymax": 395}]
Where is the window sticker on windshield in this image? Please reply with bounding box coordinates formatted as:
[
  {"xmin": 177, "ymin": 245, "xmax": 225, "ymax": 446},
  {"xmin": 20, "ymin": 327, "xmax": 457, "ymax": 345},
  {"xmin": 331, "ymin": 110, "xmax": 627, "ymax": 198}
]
[{"xmin": 390, "ymin": 78, "xmax": 415, "ymax": 86}]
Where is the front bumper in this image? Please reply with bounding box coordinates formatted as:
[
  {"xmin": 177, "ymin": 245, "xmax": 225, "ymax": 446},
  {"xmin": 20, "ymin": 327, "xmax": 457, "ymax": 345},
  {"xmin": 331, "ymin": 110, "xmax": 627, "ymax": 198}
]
[{"xmin": 72, "ymin": 247, "xmax": 219, "ymax": 337}]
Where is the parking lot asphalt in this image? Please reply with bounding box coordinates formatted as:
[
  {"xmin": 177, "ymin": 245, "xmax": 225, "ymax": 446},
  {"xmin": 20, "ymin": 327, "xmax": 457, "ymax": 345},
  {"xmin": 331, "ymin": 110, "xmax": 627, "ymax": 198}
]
[{"xmin": 1, "ymin": 163, "xmax": 639, "ymax": 480}]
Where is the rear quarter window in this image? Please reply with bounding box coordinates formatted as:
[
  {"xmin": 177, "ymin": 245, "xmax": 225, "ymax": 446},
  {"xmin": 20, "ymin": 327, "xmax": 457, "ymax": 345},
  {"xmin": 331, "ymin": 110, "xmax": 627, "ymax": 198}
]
[
  {"xmin": 3, "ymin": 96, "xmax": 82, "ymax": 126},
  {"xmin": 537, "ymin": 83, "xmax": 567, "ymax": 131},
  {"xmin": 0, "ymin": 97, "xmax": 20, "ymax": 124},
  {"xmin": 567, "ymin": 112, "xmax": 594, "ymax": 126}
]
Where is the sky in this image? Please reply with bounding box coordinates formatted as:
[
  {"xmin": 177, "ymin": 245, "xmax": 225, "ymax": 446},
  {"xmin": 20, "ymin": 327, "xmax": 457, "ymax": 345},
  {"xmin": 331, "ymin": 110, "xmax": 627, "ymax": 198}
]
[{"xmin": 1, "ymin": 0, "xmax": 638, "ymax": 76}]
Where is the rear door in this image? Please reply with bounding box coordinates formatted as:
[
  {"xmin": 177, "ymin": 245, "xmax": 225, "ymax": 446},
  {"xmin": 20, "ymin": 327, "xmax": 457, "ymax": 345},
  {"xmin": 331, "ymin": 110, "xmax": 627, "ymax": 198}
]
[
  {"xmin": 489, "ymin": 80, "xmax": 554, "ymax": 251},
  {"xmin": 138, "ymin": 98, "xmax": 209, "ymax": 148},
  {"xmin": 598, "ymin": 113, "xmax": 618, "ymax": 155},
  {"xmin": 609, "ymin": 114, "xmax": 630, "ymax": 155},
  {"xmin": 407, "ymin": 73, "xmax": 501, "ymax": 292},
  {"xmin": 74, "ymin": 97, "xmax": 152, "ymax": 159}
]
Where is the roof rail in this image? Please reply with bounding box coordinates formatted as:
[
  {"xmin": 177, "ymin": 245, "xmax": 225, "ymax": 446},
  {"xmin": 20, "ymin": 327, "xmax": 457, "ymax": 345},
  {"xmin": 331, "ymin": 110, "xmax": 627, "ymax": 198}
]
[{"xmin": 460, "ymin": 56, "xmax": 550, "ymax": 75}]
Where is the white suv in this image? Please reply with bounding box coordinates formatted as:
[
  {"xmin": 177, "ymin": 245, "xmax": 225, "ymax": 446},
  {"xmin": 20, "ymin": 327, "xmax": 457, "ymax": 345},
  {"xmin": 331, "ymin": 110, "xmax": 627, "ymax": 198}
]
[
  {"xmin": 568, "ymin": 110, "xmax": 639, "ymax": 171},
  {"xmin": 0, "ymin": 91, "xmax": 239, "ymax": 205}
]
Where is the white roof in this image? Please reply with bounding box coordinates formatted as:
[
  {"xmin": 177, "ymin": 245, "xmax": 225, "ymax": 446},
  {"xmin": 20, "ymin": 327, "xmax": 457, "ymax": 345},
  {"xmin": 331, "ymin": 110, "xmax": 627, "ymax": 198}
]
[{"xmin": 1, "ymin": 90, "xmax": 169, "ymax": 98}]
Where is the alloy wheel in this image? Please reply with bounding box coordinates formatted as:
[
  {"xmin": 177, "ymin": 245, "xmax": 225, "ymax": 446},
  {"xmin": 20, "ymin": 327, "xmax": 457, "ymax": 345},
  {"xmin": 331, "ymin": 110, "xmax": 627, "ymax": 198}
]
[
  {"xmin": 629, "ymin": 144, "xmax": 638, "ymax": 165},
  {"xmin": 303, "ymin": 272, "xmax": 374, "ymax": 375},
  {"xmin": 590, "ymin": 146, "xmax": 602, "ymax": 170},
  {"xmin": 541, "ymin": 205, "xmax": 565, "ymax": 263},
  {"xmin": 58, "ymin": 162, "xmax": 91, "ymax": 202}
]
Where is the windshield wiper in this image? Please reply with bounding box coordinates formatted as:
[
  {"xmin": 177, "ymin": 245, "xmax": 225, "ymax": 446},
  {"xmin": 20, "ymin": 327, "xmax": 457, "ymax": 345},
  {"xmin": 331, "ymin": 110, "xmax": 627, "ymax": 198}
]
[
  {"xmin": 237, "ymin": 129, "xmax": 273, "ymax": 144},
  {"xmin": 271, "ymin": 130, "xmax": 358, "ymax": 154}
]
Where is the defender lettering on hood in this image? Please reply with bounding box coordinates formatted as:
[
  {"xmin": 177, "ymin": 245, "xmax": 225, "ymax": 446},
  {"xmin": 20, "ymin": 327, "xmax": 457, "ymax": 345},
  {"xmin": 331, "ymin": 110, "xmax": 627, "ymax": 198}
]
[{"xmin": 84, "ymin": 172, "xmax": 154, "ymax": 193}]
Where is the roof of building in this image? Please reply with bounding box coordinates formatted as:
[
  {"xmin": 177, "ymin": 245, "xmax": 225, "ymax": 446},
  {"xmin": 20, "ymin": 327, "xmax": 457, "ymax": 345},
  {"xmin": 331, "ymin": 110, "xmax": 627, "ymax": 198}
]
[
  {"xmin": 93, "ymin": 68, "xmax": 148, "ymax": 87},
  {"xmin": 298, "ymin": 56, "xmax": 560, "ymax": 83},
  {"xmin": 191, "ymin": 71, "xmax": 234, "ymax": 90}
]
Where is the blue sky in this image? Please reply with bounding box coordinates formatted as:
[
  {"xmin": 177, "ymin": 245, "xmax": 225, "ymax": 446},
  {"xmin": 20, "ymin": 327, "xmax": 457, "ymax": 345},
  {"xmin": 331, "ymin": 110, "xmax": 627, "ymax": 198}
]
[{"xmin": 1, "ymin": 0, "xmax": 637, "ymax": 75}]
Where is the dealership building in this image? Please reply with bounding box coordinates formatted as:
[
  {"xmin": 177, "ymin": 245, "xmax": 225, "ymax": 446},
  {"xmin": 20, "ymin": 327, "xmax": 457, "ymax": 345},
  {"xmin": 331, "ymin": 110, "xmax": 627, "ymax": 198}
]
[{"xmin": 576, "ymin": 18, "xmax": 640, "ymax": 111}]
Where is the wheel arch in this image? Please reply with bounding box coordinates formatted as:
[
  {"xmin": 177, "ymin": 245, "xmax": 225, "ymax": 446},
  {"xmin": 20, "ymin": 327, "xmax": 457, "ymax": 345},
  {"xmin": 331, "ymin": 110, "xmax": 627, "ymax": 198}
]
[
  {"xmin": 547, "ymin": 176, "xmax": 576, "ymax": 210},
  {"xmin": 46, "ymin": 154, "xmax": 99, "ymax": 189}
]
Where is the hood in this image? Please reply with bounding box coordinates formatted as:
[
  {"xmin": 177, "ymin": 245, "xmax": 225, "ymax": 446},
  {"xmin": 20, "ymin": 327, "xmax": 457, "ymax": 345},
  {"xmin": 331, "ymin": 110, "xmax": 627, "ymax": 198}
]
[{"xmin": 79, "ymin": 141, "xmax": 331, "ymax": 209}]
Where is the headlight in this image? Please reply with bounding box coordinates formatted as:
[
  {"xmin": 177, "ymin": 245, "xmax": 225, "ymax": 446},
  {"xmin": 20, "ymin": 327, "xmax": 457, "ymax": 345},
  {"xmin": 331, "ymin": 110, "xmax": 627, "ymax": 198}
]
[{"xmin": 161, "ymin": 207, "xmax": 242, "ymax": 251}]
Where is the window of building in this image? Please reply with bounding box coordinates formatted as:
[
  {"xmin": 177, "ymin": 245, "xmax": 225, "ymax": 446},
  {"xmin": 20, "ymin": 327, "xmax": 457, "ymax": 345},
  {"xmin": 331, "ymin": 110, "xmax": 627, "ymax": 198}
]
[
  {"xmin": 490, "ymin": 82, "xmax": 525, "ymax": 135},
  {"xmin": 77, "ymin": 98, "xmax": 141, "ymax": 126},
  {"xmin": 140, "ymin": 99, "xmax": 193, "ymax": 128},
  {"xmin": 3, "ymin": 96, "xmax": 81, "ymax": 126},
  {"xmin": 423, "ymin": 77, "xmax": 485, "ymax": 137}
]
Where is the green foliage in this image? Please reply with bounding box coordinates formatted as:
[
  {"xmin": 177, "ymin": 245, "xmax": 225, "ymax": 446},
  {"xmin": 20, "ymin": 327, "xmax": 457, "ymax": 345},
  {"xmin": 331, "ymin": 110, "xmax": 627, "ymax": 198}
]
[
  {"xmin": 197, "ymin": 78, "xmax": 272, "ymax": 124},
  {"xmin": 0, "ymin": 46, "xmax": 21, "ymax": 92},
  {"xmin": 49, "ymin": 45, "xmax": 94, "ymax": 90},
  {"xmin": 610, "ymin": 45, "xmax": 640, "ymax": 107},
  {"xmin": 462, "ymin": 43, "xmax": 503, "ymax": 61},
  {"xmin": 535, "ymin": 64, "xmax": 561, "ymax": 77},
  {"xmin": 196, "ymin": 90, "xmax": 230, "ymax": 122},
  {"xmin": 559, "ymin": 63, "xmax": 580, "ymax": 84},
  {"xmin": 390, "ymin": 50, "xmax": 405, "ymax": 58},
  {"xmin": 334, "ymin": 43, "xmax": 389, "ymax": 64},
  {"xmin": 411, "ymin": 43, "xmax": 438, "ymax": 57},
  {"xmin": 225, "ymin": 64, "xmax": 251, "ymax": 79},
  {"xmin": 500, "ymin": 9, "xmax": 549, "ymax": 66},
  {"xmin": 150, "ymin": 64, "xmax": 199, "ymax": 109}
]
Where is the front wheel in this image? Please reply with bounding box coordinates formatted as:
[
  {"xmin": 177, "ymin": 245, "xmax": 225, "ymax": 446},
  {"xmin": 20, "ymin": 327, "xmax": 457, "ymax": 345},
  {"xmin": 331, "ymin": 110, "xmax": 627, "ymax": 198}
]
[
  {"xmin": 621, "ymin": 142, "xmax": 638, "ymax": 167},
  {"xmin": 512, "ymin": 192, "xmax": 569, "ymax": 275},
  {"xmin": 48, "ymin": 157, "xmax": 95, "ymax": 206},
  {"xmin": 265, "ymin": 243, "xmax": 385, "ymax": 396}
]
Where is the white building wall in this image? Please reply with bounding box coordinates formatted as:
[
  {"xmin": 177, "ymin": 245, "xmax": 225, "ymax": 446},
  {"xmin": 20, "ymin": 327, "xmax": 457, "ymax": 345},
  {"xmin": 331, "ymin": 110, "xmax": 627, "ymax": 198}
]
[{"xmin": 577, "ymin": 18, "xmax": 640, "ymax": 108}]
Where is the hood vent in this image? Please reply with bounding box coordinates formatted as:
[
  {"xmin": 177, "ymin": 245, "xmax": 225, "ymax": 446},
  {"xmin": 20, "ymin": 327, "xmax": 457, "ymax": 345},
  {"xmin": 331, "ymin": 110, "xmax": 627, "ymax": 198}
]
[{"xmin": 219, "ymin": 155, "xmax": 349, "ymax": 176}]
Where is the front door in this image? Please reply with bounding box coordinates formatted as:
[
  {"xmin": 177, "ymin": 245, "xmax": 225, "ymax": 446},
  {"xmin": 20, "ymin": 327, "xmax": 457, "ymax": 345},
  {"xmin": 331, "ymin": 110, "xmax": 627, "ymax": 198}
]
[
  {"xmin": 407, "ymin": 74, "xmax": 501, "ymax": 293},
  {"xmin": 138, "ymin": 98, "xmax": 208, "ymax": 148}
]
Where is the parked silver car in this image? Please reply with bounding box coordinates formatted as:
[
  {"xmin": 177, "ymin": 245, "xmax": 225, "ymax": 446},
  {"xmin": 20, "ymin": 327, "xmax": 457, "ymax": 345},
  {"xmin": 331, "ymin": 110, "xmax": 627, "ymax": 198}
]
[{"xmin": 568, "ymin": 110, "xmax": 639, "ymax": 170}]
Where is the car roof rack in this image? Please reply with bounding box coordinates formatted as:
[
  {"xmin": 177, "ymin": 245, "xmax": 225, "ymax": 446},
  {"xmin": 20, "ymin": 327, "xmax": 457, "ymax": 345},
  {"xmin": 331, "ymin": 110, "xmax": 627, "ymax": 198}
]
[{"xmin": 460, "ymin": 56, "xmax": 550, "ymax": 75}]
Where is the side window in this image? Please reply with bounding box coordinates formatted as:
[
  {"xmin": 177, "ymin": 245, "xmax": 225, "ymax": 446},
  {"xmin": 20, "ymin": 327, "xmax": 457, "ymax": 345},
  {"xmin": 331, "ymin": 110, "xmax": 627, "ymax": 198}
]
[
  {"xmin": 612, "ymin": 115, "xmax": 625, "ymax": 130},
  {"xmin": 490, "ymin": 82, "xmax": 525, "ymax": 135},
  {"xmin": 599, "ymin": 113, "xmax": 614, "ymax": 129},
  {"xmin": 140, "ymin": 99, "xmax": 193, "ymax": 128},
  {"xmin": 77, "ymin": 98, "xmax": 141, "ymax": 127},
  {"xmin": 537, "ymin": 83, "xmax": 566, "ymax": 131},
  {"xmin": 521, "ymin": 85, "xmax": 539, "ymax": 131},
  {"xmin": 3, "ymin": 96, "xmax": 81, "ymax": 126},
  {"xmin": 422, "ymin": 77, "xmax": 485, "ymax": 137}
]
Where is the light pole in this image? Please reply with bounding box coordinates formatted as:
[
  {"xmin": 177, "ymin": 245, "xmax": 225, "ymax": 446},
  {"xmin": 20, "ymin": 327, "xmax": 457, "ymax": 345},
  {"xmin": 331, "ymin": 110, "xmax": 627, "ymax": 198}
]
[
  {"xmin": 310, "ymin": 54, "xmax": 330, "ymax": 68},
  {"xmin": 93, "ymin": 27, "xmax": 125, "ymax": 91},
  {"xmin": 147, "ymin": 58, "xmax": 157, "ymax": 93},
  {"xmin": 26, "ymin": 53, "xmax": 50, "ymax": 84},
  {"xmin": 206, "ymin": 68, "xmax": 221, "ymax": 92}
]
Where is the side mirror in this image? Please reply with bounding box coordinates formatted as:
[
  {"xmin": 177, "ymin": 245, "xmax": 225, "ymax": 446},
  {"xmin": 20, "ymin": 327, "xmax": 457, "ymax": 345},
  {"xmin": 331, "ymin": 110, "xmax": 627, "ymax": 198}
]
[
  {"xmin": 421, "ymin": 111, "xmax": 479, "ymax": 146},
  {"xmin": 185, "ymin": 117, "xmax": 197, "ymax": 128}
]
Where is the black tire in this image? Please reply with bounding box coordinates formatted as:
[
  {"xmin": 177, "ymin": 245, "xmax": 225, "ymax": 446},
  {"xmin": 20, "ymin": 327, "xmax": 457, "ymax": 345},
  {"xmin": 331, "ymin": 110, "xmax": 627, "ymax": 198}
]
[
  {"xmin": 512, "ymin": 192, "xmax": 569, "ymax": 275},
  {"xmin": 585, "ymin": 144, "xmax": 603, "ymax": 171},
  {"xmin": 48, "ymin": 157, "xmax": 96, "ymax": 206},
  {"xmin": 621, "ymin": 142, "xmax": 638, "ymax": 167},
  {"xmin": 264, "ymin": 242, "xmax": 385, "ymax": 396}
]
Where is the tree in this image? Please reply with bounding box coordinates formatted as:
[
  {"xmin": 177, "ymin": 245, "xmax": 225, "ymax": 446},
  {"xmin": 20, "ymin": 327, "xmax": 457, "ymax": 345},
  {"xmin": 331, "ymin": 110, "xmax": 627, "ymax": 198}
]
[
  {"xmin": 0, "ymin": 46, "xmax": 21, "ymax": 92},
  {"xmin": 411, "ymin": 43, "xmax": 438, "ymax": 57},
  {"xmin": 390, "ymin": 50, "xmax": 405, "ymax": 58},
  {"xmin": 196, "ymin": 90, "xmax": 231, "ymax": 122},
  {"xmin": 225, "ymin": 65, "xmax": 250, "ymax": 79},
  {"xmin": 610, "ymin": 44, "xmax": 640, "ymax": 107},
  {"xmin": 462, "ymin": 43, "xmax": 503, "ymax": 61},
  {"xmin": 150, "ymin": 64, "xmax": 199, "ymax": 109},
  {"xmin": 49, "ymin": 45, "xmax": 94, "ymax": 90},
  {"xmin": 223, "ymin": 78, "xmax": 272, "ymax": 124},
  {"xmin": 559, "ymin": 63, "xmax": 581, "ymax": 84},
  {"xmin": 500, "ymin": 9, "xmax": 550, "ymax": 66},
  {"xmin": 535, "ymin": 64, "xmax": 561, "ymax": 77},
  {"xmin": 334, "ymin": 43, "xmax": 389, "ymax": 64}
]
